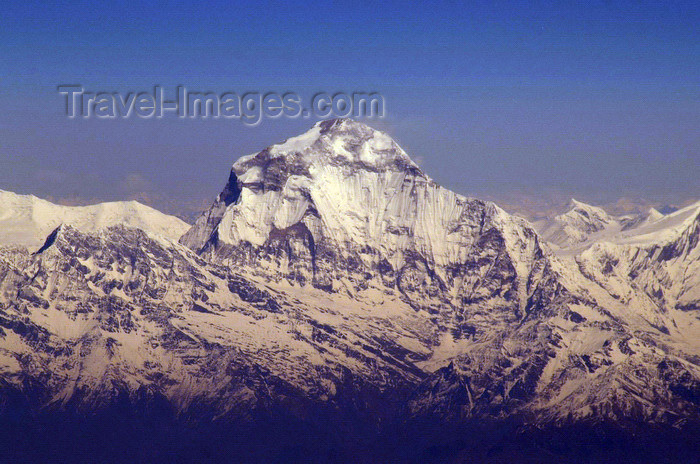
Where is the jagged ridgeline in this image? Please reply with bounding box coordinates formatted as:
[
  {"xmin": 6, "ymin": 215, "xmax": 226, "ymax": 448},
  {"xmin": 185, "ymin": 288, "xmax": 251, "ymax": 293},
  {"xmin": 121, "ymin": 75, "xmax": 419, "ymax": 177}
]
[{"xmin": 1, "ymin": 119, "xmax": 700, "ymax": 463}]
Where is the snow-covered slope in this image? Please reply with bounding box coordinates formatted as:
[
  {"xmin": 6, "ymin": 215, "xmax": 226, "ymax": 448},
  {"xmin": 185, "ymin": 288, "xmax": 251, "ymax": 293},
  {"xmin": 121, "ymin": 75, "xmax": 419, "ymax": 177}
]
[
  {"xmin": 0, "ymin": 225, "xmax": 439, "ymax": 413},
  {"xmin": 181, "ymin": 118, "xmax": 548, "ymax": 315},
  {"xmin": 615, "ymin": 200, "xmax": 700, "ymax": 247},
  {"xmin": 534, "ymin": 198, "xmax": 670, "ymax": 253},
  {"xmin": 534, "ymin": 198, "xmax": 700, "ymax": 317},
  {"xmin": 0, "ymin": 190, "xmax": 189, "ymax": 248},
  {"xmin": 575, "ymin": 200, "xmax": 700, "ymax": 315},
  {"xmin": 3, "ymin": 216, "xmax": 698, "ymax": 427},
  {"xmin": 535, "ymin": 199, "xmax": 622, "ymax": 249},
  {"xmin": 620, "ymin": 207, "xmax": 664, "ymax": 231}
]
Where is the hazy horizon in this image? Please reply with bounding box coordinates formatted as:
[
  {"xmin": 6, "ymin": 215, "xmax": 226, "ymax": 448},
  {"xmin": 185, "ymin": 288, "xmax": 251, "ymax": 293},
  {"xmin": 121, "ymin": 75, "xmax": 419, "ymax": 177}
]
[{"xmin": 1, "ymin": 1, "xmax": 698, "ymax": 218}]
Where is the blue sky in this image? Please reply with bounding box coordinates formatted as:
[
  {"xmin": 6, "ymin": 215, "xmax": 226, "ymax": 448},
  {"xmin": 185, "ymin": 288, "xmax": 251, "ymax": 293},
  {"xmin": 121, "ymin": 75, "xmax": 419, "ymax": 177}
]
[{"xmin": 1, "ymin": 0, "xmax": 698, "ymax": 215}]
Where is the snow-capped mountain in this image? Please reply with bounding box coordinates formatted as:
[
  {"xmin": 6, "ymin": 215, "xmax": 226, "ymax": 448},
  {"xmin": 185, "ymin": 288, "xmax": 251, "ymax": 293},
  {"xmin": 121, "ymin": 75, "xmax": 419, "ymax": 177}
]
[
  {"xmin": 182, "ymin": 118, "xmax": 549, "ymax": 314},
  {"xmin": 0, "ymin": 190, "xmax": 189, "ymax": 249},
  {"xmin": 534, "ymin": 198, "xmax": 670, "ymax": 251},
  {"xmin": 174, "ymin": 119, "xmax": 700, "ymax": 424},
  {"xmin": 533, "ymin": 197, "xmax": 699, "ymax": 318},
  {"xmin": 575, "ymin": 200, "xmax": 700, "ymax": 315},
  {"xmin": 620, "ymin": 206, "xmax": 664, "ymax": 231},
  {"xmin": 534, "ymin": 198, "xmax": 621, "ymax": 249},
  {"xmin": 1, "ymin": 119, "xmax": 699, "ymax": 461}
]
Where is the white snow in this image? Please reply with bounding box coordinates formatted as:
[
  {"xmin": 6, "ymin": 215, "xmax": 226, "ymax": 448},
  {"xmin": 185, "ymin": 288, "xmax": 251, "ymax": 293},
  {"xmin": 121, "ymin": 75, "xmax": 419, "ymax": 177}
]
[
  {"xmin": 0, "ymin": 190, "xmax": 190, "ymax": 249},
  {"xmin": 613, "ymin": 200, "xmax": 700, "ymax": 246}
]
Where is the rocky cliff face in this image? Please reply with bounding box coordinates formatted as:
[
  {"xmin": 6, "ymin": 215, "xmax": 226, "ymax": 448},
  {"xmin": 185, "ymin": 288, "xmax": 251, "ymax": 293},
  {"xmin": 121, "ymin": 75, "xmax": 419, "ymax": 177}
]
[{"xmin": 181, "ymin": 119, "xmax": 554, "ymax": 317}]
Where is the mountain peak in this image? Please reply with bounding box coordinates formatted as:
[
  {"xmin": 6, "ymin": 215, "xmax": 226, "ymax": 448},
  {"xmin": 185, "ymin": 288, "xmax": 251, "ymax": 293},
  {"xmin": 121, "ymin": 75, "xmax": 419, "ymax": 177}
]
[
  {"xmin": 563, "ymin": 198, "xmax": 612, "ymax": 220},
  {"xmin": 647, "ymin": 207, "xmax": 664, "ymax": 221},
  {"xmin": 535, "ymin": 198, "xmax": 616, "ymax": 248},
  {"xmin": 315, "ymin": 117, "xmax": 360, "ymax": 133},
  {"xmin": 567, "ymin": 198, "xmax": 583, "ymax": 208},
  {"xmin": 183, "ymin": 120, "xmax": 547, "ymax": 286},
  {"xmin": 567, "ymin": 198, "xmax": 598, "ymax": 211},
  {"xmin": 232, "ymin": 119, "xmax": 423, "ymax": 180}
]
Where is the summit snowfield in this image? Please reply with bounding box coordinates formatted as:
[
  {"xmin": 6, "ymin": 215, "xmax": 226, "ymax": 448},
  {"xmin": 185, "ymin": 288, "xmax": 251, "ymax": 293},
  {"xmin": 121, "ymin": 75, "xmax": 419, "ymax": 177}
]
[{"xmin": 0, "ymin": 190, "xmax": 190, "ymax": 248}]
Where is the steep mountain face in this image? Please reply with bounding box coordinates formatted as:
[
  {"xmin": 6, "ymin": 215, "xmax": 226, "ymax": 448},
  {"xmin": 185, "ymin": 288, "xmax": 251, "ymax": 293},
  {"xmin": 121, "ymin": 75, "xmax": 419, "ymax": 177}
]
[
  {"xmin": 0, "ymin": 225, "xmax": 433, "ymax": 416},
  {"xmin": 534, "ymin": 200, "xmax": 700, "ymax": 423},
  {"xmin": 1, "ymin": 120, "xmax": 700, "ymax": 461},
  {"xmin": 4, "ymin": 222, "xmax": 698, "ymax": 430},
  {"xmin": 182, "ymin": 119, "xmax": 550, "ymax": 315},
  {"xmin": 0, "ymin": 190, "xmax": 189, "ymax": 249}
]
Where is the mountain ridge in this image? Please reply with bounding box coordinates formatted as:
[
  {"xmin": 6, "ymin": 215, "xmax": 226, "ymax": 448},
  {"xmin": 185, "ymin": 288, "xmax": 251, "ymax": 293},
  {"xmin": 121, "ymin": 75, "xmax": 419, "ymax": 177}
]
[
  {"xmin": 0, "ymin": 189, "xmax": 190, "ymax": 249},
  {"xmin": 1, "ymin": 119, "xmax": 700, "ymax": 462}
]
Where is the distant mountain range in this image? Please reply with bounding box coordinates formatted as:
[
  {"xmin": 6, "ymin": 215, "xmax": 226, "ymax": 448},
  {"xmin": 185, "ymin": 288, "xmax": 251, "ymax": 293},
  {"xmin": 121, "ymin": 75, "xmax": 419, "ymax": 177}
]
[
  {"xmin": 0, "ymin": 189, "xmax": 189, "ymax": 247},
  {"xmin": 1, "ymin": 119, "xmax": 699, "ymax": 463}
]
